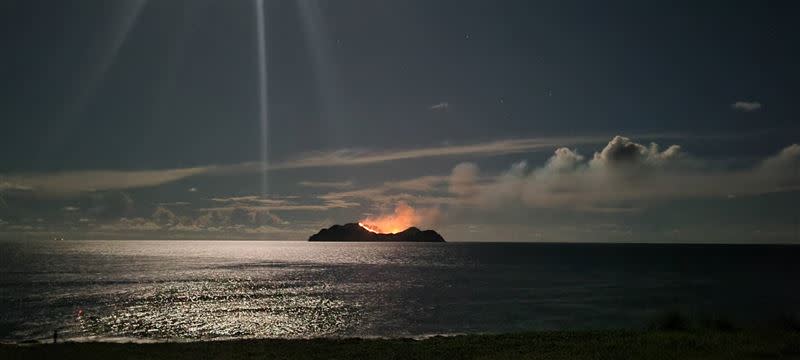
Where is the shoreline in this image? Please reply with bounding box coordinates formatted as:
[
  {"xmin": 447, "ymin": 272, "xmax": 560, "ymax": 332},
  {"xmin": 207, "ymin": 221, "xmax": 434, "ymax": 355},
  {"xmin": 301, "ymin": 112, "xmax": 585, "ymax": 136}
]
[
  {"xmin": 3, "ymin": 330, "xmax": 799, "ymax": 359},
  {"xmin": 3, "ymin": 332, "xmax": 473, "ymax": 346}
]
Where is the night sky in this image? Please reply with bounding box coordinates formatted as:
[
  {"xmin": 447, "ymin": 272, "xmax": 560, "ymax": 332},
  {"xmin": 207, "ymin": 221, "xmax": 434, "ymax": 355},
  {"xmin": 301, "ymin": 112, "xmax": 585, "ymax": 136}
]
[{"xmin": 1, "ymin": 0, "xmax": 798, "ymax": 242}]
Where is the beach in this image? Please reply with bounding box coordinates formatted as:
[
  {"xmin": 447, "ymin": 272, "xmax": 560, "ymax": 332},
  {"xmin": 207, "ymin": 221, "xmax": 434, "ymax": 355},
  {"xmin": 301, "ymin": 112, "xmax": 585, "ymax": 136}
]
[{"xmin": 3, "ymin": 331, "xmax": 800, "ymax": 360}]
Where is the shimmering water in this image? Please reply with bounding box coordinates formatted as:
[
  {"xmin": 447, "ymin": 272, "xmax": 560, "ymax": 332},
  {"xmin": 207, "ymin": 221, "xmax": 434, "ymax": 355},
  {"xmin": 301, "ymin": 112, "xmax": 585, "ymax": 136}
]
[{"xmin": 1, "ymin": 240, "xmax": 798, "ymax": 342}]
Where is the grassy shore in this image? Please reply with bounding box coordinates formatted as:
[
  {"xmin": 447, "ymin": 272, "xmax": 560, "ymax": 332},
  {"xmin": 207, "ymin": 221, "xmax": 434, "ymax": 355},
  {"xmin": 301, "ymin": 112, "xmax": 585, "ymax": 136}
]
[{"xmin": 2, "ymin": 331, "xmax": 799, "ymax": 360}]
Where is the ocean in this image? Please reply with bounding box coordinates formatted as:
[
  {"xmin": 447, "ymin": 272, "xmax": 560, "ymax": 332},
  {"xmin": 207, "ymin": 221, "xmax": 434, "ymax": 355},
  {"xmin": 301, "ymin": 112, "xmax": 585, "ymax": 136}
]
[{"xmin": 1, "ymin": 240, "xmax": 798, "ymax": 342}]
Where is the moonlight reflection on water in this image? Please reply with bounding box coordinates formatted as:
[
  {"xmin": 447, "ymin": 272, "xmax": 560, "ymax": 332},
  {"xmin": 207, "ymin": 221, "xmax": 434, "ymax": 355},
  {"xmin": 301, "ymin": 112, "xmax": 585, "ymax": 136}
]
[
  {"xmin": 1, "ymin": 240, "xmax": 799, "ymax": 342},
  {"xmin": 80, "ymin": 276, "xmax": 358, "ymax": 339}
]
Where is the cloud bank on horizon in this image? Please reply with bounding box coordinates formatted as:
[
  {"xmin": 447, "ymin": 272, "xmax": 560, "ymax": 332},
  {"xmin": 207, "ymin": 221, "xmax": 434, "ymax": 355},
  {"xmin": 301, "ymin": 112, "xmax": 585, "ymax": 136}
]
[
  {"xmin": 0, "ymin": 134, "xmax": 662, "ymax": 196},
  {"xmin": 450, "ymin": 136, "xmax": 799, "ymax": 212},
  {"xmin": 2, "ymin": 135, "xmax": 798, "ymax": 243}
]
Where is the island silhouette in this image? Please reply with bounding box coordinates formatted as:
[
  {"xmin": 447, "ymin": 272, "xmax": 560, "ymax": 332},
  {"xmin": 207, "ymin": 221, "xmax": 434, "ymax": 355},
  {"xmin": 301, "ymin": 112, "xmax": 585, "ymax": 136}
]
[{"xmin": 308, "ymin": 223, "xmax": 445, "ymax": 242}]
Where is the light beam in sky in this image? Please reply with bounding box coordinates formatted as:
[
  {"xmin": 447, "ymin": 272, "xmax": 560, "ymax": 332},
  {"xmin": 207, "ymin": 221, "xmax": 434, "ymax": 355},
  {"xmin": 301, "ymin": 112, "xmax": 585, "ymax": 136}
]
[
  {"xmin": 255, "ymin": 0, "xmax": 270, "ymax": 196},
  {"xmin": 44, "ymin": 0, "xmax": 148, "ymax": 153},
  {"xmin": 64, "ymin": 0, "xmax": 148, "ymax": 120},
  {"xmin": 296, "ymin": 0, "xmax": 343, "ymax": 142}
]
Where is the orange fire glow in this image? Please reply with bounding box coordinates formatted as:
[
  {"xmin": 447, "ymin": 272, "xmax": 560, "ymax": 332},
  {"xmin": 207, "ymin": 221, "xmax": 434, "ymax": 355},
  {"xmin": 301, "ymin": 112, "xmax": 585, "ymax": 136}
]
[
  {"xmin": 358, "ymin": 222, "xmax": 383, "ymax": 233},
  {"xmin": 358, "ymin": 201, "xmax": 439, "ymax": 234}
]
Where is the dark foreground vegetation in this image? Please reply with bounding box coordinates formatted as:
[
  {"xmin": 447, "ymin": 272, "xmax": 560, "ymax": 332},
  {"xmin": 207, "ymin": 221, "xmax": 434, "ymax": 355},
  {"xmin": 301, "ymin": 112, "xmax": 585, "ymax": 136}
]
[{"xmin": 3, "ymin": 331, "xmax": 800, "ymax": 360}]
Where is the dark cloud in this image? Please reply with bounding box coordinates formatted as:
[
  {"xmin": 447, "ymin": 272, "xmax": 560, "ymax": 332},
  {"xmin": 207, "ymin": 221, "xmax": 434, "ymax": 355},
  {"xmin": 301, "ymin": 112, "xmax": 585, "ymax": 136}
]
[
  {"xmin": 152, "ymin": 206, "xmax": 179, "ymax": 227},
  {"xmin": 87, "ymin": 192, "xmax": 135, "ymax": 218},
  {"xmin": 430, "ymin": 102, "xmax": 449, "ymax": 111},
  {"xmin": 298, "ymin": 180, "xmax": 354, "ymax": 189},
  {"xmin": 589, "ymin": 136, "xmax": 684, "ymax": 167},
  {"xmin": 732, "ymin": 101, "xmax": 762, "ymax": 112}
]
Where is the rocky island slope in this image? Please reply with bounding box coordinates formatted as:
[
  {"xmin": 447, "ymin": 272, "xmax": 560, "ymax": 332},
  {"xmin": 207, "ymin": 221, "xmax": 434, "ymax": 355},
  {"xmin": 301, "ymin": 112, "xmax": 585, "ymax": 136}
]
[{"xmin": 308, "ymin": 223, "xmax": 445, "ymax": 242}]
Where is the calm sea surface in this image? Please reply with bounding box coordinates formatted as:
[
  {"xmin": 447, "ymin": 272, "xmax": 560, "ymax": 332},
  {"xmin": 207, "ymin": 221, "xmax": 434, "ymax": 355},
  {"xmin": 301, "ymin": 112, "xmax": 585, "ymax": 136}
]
[{"xmin": 1, "ymin": 240, "xmax": 798, "ymax": 342}]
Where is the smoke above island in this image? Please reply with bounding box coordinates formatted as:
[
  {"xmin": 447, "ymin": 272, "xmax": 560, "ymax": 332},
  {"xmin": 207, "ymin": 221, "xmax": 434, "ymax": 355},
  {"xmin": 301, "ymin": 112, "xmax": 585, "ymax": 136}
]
[{"xmin": 359, "ymin": 201, "xmax": 441, "ymax": 234}]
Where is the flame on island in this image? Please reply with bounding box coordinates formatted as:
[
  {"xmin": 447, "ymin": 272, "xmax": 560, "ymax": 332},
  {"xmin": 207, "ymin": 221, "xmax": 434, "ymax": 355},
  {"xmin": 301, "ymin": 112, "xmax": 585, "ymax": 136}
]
[
  {"xmin": 358, "ymin": 222, "xmax": 384, "ymax": 234},
  {"xmin": 357, "ymin": 201, "xmax": 439, "ymax": 234}
]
